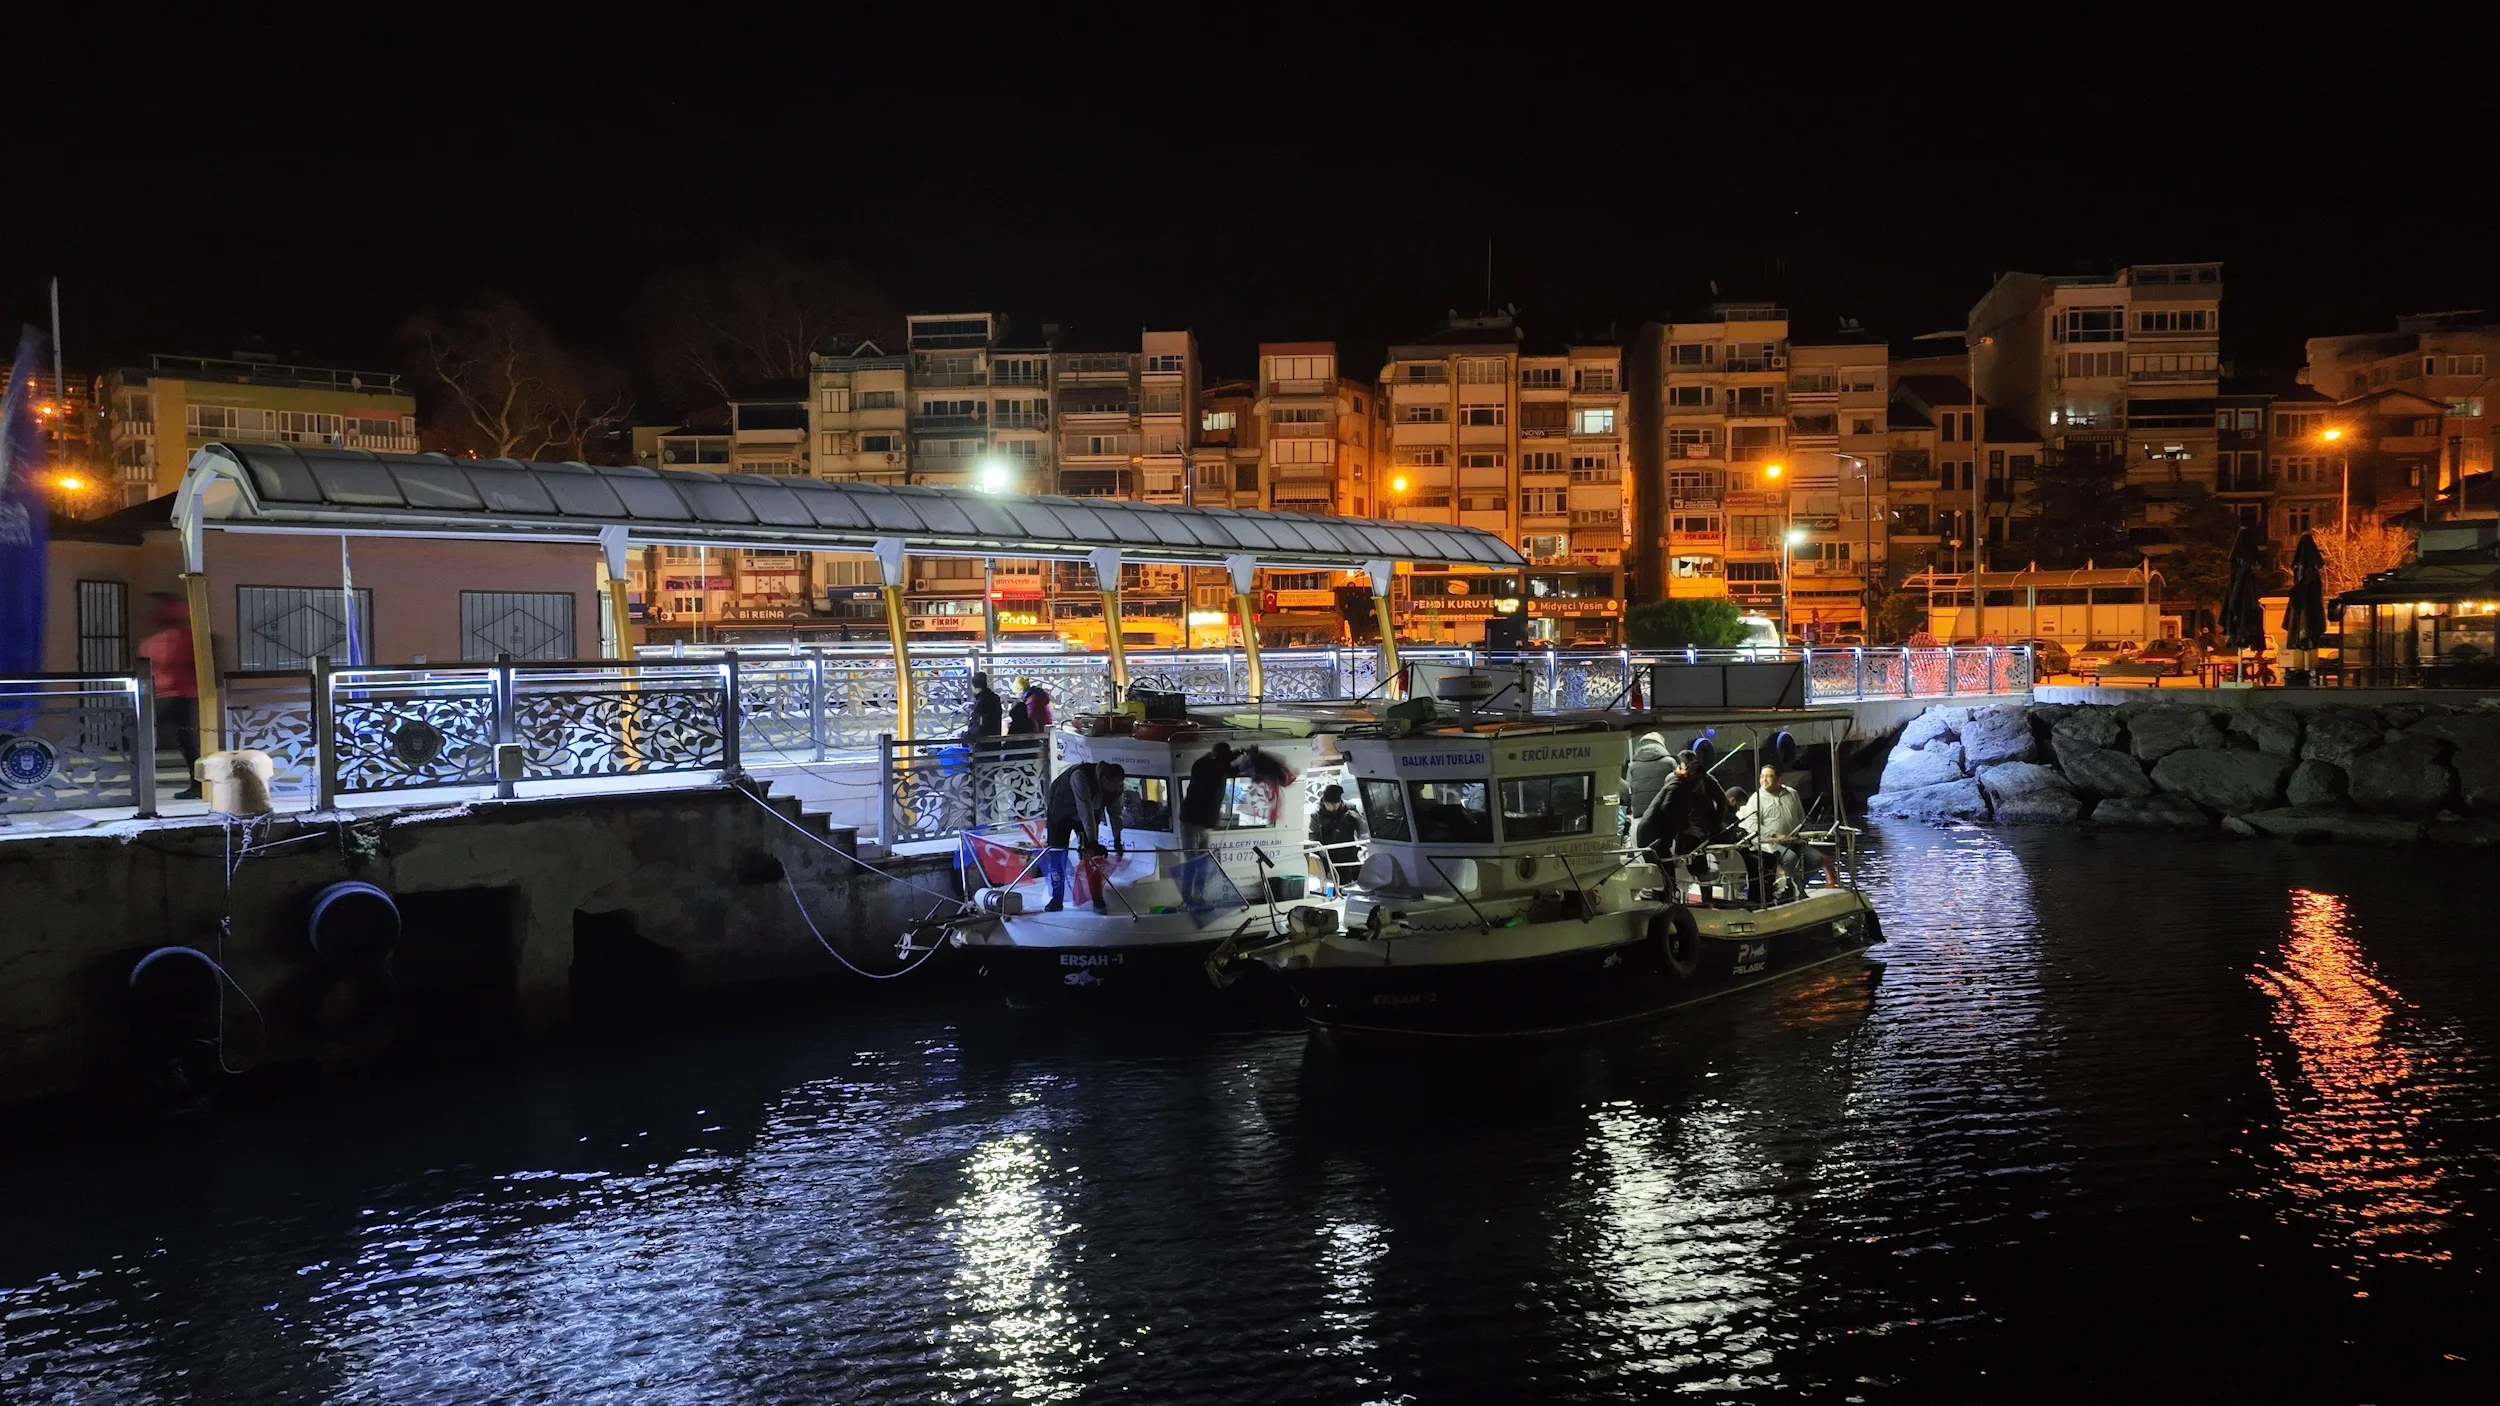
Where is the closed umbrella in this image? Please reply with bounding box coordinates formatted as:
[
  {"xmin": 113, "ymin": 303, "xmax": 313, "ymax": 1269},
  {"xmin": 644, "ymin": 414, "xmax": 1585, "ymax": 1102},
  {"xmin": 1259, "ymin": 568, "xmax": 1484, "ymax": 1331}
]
[
  {"xmin": 2280, "ymin": 531, "xmax": 2329, "ymax": 686},
  {"xmin": 2220, "ymin": 528, "xmax": 2267, "ymax": 676}
]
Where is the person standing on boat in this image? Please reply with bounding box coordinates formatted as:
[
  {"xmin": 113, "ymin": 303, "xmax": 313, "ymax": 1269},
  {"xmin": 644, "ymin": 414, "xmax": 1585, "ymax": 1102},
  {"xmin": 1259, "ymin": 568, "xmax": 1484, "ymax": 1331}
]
[
  {"xmin": 1738, "ymin": 765, "xmax": 1839, "ymax": 898},
  {"xmin": 965, "ymin": 672, "xmax": 1003, "ymax": 744},
  {"xmin": 1179, "ymin": 741, "xmax": 1246, "ymax": 908},
  {"xmin": 1309, "ymin": 783, "xmax": 1366, "ymax": 886},
  {"xmin": 1042, "ymin": 760, "xmax": 1126, "ymax": 913},
  {"xmin": 1622, "ymin": 733, "xmax": 1675, "ymax": 846}
]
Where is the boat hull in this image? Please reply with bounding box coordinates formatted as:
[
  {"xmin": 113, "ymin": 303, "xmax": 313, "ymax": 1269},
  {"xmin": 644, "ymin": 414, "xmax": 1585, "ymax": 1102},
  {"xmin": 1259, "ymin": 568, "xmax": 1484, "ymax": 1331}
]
[{"xmin": 1275, "ymin": 900, "xmax": 1880, "ymax": 1039}]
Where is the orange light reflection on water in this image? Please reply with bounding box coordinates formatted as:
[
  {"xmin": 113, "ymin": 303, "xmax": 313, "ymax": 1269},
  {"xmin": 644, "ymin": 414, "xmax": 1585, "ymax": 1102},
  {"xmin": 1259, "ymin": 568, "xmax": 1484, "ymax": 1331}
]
[{"xmin": 2247, "ymin": 889, "xmax": 2461, "ymax": 1268}]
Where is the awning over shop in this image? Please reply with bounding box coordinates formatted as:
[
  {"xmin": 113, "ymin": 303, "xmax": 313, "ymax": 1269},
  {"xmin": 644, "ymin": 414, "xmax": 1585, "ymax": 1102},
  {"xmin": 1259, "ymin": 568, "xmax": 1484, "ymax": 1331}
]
[{"xmin": 173, "ymin": 443, "xmax": 1524, "ymax": 571}]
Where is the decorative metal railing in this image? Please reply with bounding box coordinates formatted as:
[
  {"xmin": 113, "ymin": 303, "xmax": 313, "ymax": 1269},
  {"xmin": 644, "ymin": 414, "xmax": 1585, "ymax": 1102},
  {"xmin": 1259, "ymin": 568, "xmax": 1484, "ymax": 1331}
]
[
  {"xmin": 0, "ymin": 673, "xmax": 155, "ymax": 817},
  {"xmin": 881, "ymin": 736, "xmax": 1048, "ymax": 845}
]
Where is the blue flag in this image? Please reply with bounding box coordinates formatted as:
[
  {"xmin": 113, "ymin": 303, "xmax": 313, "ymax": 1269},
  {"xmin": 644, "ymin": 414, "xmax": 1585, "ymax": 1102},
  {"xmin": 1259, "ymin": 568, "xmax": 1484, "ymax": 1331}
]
[{"xmin": 0, "ymin": 326, "xmax": 50, "ymax": 675}]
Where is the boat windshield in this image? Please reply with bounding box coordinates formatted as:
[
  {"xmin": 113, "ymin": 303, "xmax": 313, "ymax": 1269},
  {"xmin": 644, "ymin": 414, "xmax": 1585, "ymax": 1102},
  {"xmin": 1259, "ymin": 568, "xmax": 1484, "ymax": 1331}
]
[
  {"xmin": 1358, "ymin": 778, "xmax": 1411, "ymax": 840},
  {"xmin": 1408, "ymin": 780, "xmax": 1493, "ymax": 843},
  {"xmin": 1119, "ymin": 775, "xmax": 1173, "ymax": 831},
  {"xmin": 1501, "ymin": 773, "xmax": 1593, "ymax": 841}
]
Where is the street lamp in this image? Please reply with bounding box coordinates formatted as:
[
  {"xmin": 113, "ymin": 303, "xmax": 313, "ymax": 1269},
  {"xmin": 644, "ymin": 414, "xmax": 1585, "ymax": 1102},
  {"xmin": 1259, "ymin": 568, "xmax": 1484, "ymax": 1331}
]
[
  {"xmin": 973, "ymin": 455, "xmax": 1013, "ymax": 650},
  {"xmin": 2318, "ymin": 425, "xmax": 2351, "ymax": 538}
]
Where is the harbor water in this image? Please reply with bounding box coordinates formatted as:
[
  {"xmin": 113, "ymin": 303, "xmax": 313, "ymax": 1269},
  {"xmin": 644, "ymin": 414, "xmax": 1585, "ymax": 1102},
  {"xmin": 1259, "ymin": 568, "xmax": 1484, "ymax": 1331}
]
[{"xmin": 4, "ymin": 824, "xmax": 2495, "ymax": 1402}]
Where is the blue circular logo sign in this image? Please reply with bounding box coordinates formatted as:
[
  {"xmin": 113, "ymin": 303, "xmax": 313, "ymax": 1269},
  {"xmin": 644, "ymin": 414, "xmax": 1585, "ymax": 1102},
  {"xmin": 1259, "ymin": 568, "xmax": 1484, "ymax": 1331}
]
[{"xmin": 0, "ymin": 736, "xmax": 59, "ymax": 790}]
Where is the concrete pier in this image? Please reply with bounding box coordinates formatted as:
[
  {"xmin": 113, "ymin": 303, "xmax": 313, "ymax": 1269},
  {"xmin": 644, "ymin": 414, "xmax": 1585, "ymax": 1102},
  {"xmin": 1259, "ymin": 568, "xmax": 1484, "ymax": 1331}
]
[{"xmin": 0, "ymin": 786, "xmax": 954, "ymax": 1106}]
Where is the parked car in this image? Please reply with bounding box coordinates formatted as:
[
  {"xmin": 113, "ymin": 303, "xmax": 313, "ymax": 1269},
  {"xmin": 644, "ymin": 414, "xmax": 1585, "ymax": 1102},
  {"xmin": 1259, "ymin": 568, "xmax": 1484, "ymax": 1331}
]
[
  {"xmin": 2014, "ymin": 638, "xmax": 2072, "ymax": 675},
  {"xmin": 2134, "ymin": 639, "xmax": 2200, "ymax": 673},
  {"xmin": 2070, "ymin": 639, "xmax": 2138, "ymax": 675}
]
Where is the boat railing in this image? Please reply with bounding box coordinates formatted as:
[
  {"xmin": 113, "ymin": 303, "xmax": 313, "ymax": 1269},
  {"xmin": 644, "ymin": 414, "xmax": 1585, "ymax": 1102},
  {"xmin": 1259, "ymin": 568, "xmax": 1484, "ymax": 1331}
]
[{"xmin": 955, "ymin": 820, "xmax": 1272, "ymax": 916}]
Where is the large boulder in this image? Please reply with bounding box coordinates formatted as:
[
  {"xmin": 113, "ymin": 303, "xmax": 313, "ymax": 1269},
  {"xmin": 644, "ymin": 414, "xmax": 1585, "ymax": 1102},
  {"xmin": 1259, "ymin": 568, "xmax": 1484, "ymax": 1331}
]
[
  {"xmin": 2150, "ymin": 748, "xmax": 2292, "ymax": 813},
  {"xmin": 1959, "ymin": 705, "xmax": 2038, "ymax": 769},
  {"xmin": 2285, "ymin": 760, "xmax": 2349, "ymax": 808},
  {"xmin": 2052, "ymin": 732, "xmax": 2156, "ymax": 798},
  {"xmin": 2429, "ymin": 819, "xmax": 2500, "ymax": 850},
  {"xmin": 2053, "ymin": 707, "xmax": 2124, "ymax": 750},
  {"xmin": 2129, "ymin": 705, "xmax": 2227, "ymax": 762},
  {"xmin": 1979, "ymin": 762, "xmax": 2084, "ymax": 823},
  {"xmin": 2454, "ymin": 749, "xmax": 2500, "ymax": 814},
  {"xmin": 2026, "ymin": 703, "xmax": 2076, "ymax": 731},
  {"xmin": 2093, "ymin": 794, "xmax": 2211, "ymax": 830},
  {"xmin": 1867, "ymin": 779, "xmax": 1991, "ymax": 822},
  {"xmin": 2226, "ymin": 707, "xmax": 2304, "ymax": 758},
  {"xmin": 1880, "ymin": 742, "xmax": 1966, "ymax": 793},
  {"xmin": 1898, "ymin": 707, "xmax": 1960, "ymax": 751},
  {"xmin": 2404, "ymin": 709, "xmax": 2500, "ymax": 750},
  {"xmin": 2300, "ymin": 708, "xmax": 2383, "ymax": 767},
  {"xmin": 2383, "ymin": 704, "xmax": 2425, "ymax": 729},
  {"xmin": 2346, "ymin": 735, "xmax": 2453, "ymax": 814},
  {"xmin": 2232, "ymin": 807, "xmax": 2426, "ymax": 846}
]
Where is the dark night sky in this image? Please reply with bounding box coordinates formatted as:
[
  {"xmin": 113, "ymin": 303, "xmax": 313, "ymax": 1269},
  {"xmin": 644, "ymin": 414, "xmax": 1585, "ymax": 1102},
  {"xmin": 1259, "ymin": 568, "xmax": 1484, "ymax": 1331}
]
[{"xmin": 7, "ymin": 24, "xmax": 2495, "ymax": 407}]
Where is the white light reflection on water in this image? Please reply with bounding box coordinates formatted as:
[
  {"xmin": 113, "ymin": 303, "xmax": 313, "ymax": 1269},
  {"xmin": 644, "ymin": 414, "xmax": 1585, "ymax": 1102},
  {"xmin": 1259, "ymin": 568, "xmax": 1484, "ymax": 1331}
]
[
  {"xmin": 1579, "ymin": 1097, "xmax": 1785, "ymax": 1390},
  {"xmin": 936, "ymin": 1131, "xmax": 1099, "ymax": 1404},
  {"xmin": 1314, "ymin": 1217, "xmax": 1387, "ymax": 1360},
  {"xmin": 2249, "ymin": 888, "xmax": 2470, "ymax": 1272}
]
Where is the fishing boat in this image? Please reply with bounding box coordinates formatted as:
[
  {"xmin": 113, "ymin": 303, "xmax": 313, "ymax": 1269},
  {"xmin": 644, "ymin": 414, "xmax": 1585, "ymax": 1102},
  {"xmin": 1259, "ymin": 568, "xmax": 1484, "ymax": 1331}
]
[
  {"xmin": 1217, "ymin": 705, "xmax": 1882, "ymax": 1040},
  {"xmin": 940, "ymin": 715, "xmax": 1347, "ymax": 1007}
]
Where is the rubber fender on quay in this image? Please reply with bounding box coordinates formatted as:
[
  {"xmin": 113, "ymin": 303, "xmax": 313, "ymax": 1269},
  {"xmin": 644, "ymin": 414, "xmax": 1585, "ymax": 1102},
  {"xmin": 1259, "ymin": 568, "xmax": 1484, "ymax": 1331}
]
[
  {"xmin": 127, "ymin": 946, "xmax": 223, "ymax": 1041},
  {"xmin": 1650, "ymin": 907, "xmax": 1703, "ymax": 982},
  {"xmin": 308, "ymin": 880, "xmax": 400, "ymax": 963}
]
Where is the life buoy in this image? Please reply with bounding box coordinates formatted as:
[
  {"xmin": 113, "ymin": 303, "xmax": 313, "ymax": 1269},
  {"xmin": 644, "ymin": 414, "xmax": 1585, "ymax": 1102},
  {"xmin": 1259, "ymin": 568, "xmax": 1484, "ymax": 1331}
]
[
  {"xmin": 1650, "ymin": 907, "xmax": 1703, "ymax": 982},
  {"xmin": 308, "ymin": 881, "xmax": 400, "ymax": 963},
  {"xmin": 128, "ymin": 946, "xmax": 222, "ymax": 1041}
]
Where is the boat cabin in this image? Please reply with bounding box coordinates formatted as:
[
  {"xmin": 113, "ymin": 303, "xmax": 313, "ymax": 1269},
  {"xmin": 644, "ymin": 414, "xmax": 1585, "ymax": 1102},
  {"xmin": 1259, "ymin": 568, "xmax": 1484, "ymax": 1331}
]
[
  {"xmin": 1047, "ymin": 725, "xmax": 1335, "ymax": 906},
  {"xmin": 1341, "ymin": 724, "xmax": 1630, "ymax": 903}
]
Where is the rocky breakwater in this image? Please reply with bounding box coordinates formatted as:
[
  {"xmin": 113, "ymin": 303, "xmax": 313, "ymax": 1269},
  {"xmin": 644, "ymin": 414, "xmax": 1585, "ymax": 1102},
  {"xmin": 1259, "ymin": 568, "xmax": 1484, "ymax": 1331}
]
[{"xmin": 1866, "ymin": 699, "xmax": 2500, "ymax": 847}]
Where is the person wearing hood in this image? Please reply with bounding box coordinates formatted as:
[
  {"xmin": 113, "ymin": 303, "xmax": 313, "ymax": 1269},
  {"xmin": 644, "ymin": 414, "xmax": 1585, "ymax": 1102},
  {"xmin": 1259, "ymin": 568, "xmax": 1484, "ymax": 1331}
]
[
  {"xmin": 1632, "ymin": 745, "xmax": 1730, "ymax": 861},
  {"xmin": 1623, "ymin": 733, "xmax": 1675, "ymax": 833}
]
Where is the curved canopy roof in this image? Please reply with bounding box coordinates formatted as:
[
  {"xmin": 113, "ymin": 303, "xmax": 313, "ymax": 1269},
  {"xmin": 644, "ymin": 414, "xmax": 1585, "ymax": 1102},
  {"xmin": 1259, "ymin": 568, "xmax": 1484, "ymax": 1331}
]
[{"xmin": 175, "ymin": 443, "xmax": 1523, "ymax": 569}]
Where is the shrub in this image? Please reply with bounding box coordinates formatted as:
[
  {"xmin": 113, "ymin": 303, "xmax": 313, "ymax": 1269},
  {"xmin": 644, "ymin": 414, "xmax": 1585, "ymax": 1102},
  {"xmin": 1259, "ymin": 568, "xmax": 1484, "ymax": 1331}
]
[{"xmin": 1624, "ymin": 597, "xmax": 1752, "ymax": 649}]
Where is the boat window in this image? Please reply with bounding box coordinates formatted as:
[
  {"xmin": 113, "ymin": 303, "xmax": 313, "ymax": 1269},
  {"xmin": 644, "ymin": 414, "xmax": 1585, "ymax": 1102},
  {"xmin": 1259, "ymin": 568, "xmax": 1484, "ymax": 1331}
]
[
  {"xmin": 1217, "ymin": 775, "xmax": 1285, "ymax": 830},
  {"xmin": 1501, "ymin": 774, "xmax": 1594, "ymax": 841},
  {"xmin": 1358, "ymin": 779, "xmax": 1410, "ymax": 840},
  {"xmin": 1407, "ymin": 780, "xmax": 1493, "ymax": 844},
  {"xmin": 1119, "ymin": 775, "xmax": 1172, "ymax": 832}
]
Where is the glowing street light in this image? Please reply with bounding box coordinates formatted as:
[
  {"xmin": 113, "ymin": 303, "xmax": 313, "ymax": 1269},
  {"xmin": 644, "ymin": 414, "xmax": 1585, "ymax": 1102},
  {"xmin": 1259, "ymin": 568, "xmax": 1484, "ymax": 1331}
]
[
  {"xmin": 975, "ymin": 457, "xmax": 1014, "ymax": 494},
  {"xmin": 55, "ymin": 474, "xmax": 84, "ymax": 492},
  {"xmin": 2319, "ymin": 427, "xmax": 2343, "ymax": 443},
  {"xmin": 1764, "ymin": 462, "xmax": 1784, "ymax": 479},
  {"xmin": 1391, "ymin": 474, "xmax": 1410, "ymax": 493}
]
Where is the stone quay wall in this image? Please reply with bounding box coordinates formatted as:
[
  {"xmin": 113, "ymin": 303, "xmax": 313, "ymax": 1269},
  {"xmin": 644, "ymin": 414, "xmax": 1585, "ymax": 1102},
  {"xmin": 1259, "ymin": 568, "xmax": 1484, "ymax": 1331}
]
[
  {"xmin": 1865, "ymin": 697, "xmax": 2500, "ymax": 847},
  {"xmin": 0, "ymin": 787, "xmax": 957, "ymax": 1107}
]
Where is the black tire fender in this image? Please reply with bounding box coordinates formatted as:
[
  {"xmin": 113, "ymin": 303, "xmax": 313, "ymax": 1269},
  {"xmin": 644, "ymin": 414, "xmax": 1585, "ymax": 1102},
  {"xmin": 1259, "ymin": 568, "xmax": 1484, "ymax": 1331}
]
[{"xmin": 1650, "ymin": 907, "xmax": 1703, "ymax": 982}]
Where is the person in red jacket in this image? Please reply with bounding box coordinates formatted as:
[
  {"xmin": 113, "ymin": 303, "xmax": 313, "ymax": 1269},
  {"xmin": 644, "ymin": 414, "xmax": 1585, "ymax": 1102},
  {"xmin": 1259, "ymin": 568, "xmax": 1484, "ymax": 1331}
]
[{"xmin": 134, "ymin": 597, "xmax": 202, "ymax": 798}]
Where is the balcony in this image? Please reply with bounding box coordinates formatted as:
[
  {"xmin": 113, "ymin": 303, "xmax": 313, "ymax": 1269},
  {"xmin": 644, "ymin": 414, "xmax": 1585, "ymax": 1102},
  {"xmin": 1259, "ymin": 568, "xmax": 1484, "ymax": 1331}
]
[
  {"xmin": 1395, "ymin": 366, "xmax": 1451, "ymax": 385},
  {"xmin": 1268, "ymin": 419, "xmax": 1332, "ymax": 437},
  {"xmin": 993, "ymin": 412, "xmax": 1048, "ymax": 431},
  {"xmin": 914, "ymin": 371, "xmax": 988, "ymax": 388},
  {"xmin": 1723, "ymin": 356, "xmax": 1782, "ymax": 374},
  {"xmin": 911, "ymin": 413, "xmax": 988, "ymax": 432}
]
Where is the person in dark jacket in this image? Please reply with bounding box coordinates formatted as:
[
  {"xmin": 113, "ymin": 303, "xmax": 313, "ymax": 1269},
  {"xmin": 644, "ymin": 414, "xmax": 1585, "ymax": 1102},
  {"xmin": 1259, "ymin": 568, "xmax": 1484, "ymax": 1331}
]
[
  {"xmin": 1006, "ymin": 696, "xmax": 1034, "ymax": 735},
  {"xmin": 1309, "ymin": 783, "xmax": 1366, "ymax": 884},
  {"xmin": 965, "ymin": 672, "xmax": 1003, "ymax": 743},
  {"xmin": 1042, "ymin": 760, "xmax": 1126, "ymax": 912},
  {"xmin": 1622, "ymin": 733, "xmax": 1674, "ymax": 839},
  {"xmin": 1638, "ymin": 749, "xmax": 1730, "ymax": 860},
  {"xmin": 1177, "ymin": 742, "xmax": 1244, "ymax": 907}
]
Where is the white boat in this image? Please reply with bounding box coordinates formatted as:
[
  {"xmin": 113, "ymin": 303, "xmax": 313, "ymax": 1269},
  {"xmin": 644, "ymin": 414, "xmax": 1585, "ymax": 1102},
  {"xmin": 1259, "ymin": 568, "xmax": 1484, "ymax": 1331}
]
[
  {"xmin": 1220, "ymin": 707, "xmax": 1883, "ymax": 1040},
  {"xmin": 942, "ymin": 718, "xmax": 1346, "ymax": 1007}
]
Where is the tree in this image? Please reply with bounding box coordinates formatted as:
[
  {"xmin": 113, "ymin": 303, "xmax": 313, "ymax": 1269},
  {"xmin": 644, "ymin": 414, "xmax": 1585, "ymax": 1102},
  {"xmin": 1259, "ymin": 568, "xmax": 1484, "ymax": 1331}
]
[
  {"xmin": 2316, "ymin": 518, "xmax": 2416, "ymax": 597},
  {"xmin": 2024, "ymin": 448, "xmax": 2141, "ymax": 568},
  {"xmin": 2159, "ymin": 497, "xmax": 2249, "ymax": 627},
  {"xmin": 402, "ymin": 293, "xmax": 629, "ymax": 461},
  {"xmin": 1870, "ymin": 591, "xmax": 1926, "ymax": 644},
  {"xmin": 637, "ymin": 250, "xmax": 900, "ymax": 418},
  {"xmin": 1625, "ymin": 597, "xmax": 1752, "ymax": 649}
]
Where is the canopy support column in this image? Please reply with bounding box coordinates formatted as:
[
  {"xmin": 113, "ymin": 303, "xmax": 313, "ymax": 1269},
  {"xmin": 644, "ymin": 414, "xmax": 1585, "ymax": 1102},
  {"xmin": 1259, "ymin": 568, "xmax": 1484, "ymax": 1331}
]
[
  {"xmin": 1226, "ymin": 553, "xmax": 1263, "ymax": 701},
  {"xmin": 874, "ymin": 538, "xmax": 915, "ymax": 740},
  {"xmin": 598, "ymin": 526, "xmax": 640, "ymax": 764},
  {"xmin": 1365, "ymin": 558, "xmax": 1401, "ymax": 699},
  {"xmin": 173, "ymin": 475, "xmax": 224, "ymax": 754},
  {"xmin": 1090, "ymin": 547, "xmax": 1129, "ymax": 699}
]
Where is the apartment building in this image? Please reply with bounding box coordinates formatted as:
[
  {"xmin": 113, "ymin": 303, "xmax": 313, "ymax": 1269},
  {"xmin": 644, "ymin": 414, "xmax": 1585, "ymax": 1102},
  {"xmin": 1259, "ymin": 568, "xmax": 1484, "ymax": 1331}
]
[
  {"xmin": 1970, "ymin": 263, "xmax": 2226, "ymax": 562},
  {"xmin": 2263, "ymin": 383, "xmax": 2339, "ymax": 541},
  {"xmin": 1381, "ymin": 314, "xmax": 1625, "ymax": 645},
  {"xmin": 103, "ymin": 353, "xmax": 418, "ymax": 508},
  {"xmin": 2303, "ymin": 312, "xmax": 2497, "ymax": 522},
  {"xmin": 1626, "ymin": 304, "xmax": 1790, "ymax": 618},
  {"xmin": 1781, "ymin": 339, "xmax": 1889, "ymax": 634},
  {"xmin": 1044, "ymin": 329, "xmax": 1200, "ymax": 648}
]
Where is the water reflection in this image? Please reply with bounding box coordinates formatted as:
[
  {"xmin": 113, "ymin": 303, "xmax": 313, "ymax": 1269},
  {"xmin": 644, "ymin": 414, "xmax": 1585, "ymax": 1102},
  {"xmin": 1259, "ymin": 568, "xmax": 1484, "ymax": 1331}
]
[
  {"xmin": 938, "ymin": 1132, "xmax": 1097, "ymax": 1403},
  {"xmin": 2249, "ymin": 889, "xmax": 2467, "ymax": 1269}
]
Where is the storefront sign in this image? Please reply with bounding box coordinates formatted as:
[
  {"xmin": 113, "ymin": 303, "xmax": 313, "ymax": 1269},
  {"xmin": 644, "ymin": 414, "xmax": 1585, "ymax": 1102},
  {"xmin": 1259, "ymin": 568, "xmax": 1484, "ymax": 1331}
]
[
  {"xmin": 1527, "ymin": 598, "xmax": 1620, "ymax": 616},
  {"xmin": 1270, "ymin": 589, "xmax": 1336, "ymax": 609},
  {"xmin": 829, "ymin": 587, "xmax": 886, "ymax": 604},
  {"xmin": 719, "ymin": 605, "xmax": 820, "ymax": 623},
  {"xmin": 665, "ymin": 577, "xmax": 735, "ymax": 590}
]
